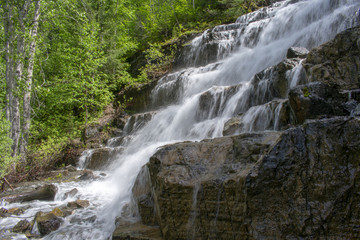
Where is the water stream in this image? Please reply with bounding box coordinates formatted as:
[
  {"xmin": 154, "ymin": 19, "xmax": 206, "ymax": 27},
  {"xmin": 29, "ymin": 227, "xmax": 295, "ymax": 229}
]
[{"xmin": 1, "ymin": 0, "xmax": 359, "ymax": 239}]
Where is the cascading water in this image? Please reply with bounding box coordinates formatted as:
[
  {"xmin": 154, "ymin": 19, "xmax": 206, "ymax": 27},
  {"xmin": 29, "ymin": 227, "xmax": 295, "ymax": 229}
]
[{"xmin": 1, "ymin": 0, "xmax": 359, "ymax": 239}]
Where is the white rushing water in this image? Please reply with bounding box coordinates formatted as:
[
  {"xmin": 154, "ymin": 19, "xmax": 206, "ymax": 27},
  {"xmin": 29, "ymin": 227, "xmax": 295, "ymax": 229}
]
[{"xmin": 1, "ymin": 0, "xmax": 359, "ymax": 239}]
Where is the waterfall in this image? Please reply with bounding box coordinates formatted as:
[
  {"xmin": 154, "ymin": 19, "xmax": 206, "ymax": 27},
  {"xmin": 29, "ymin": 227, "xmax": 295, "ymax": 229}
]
[{"xmin": 1, "ymin": 0, "xmax": 359, "ymax": 239}]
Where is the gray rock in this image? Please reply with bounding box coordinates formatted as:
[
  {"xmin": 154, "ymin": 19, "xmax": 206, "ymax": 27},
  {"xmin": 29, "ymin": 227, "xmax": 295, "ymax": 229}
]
[
  {"xmin": 351, "ymin": 104, "xmax": 360, "ymax": 116},
  {"xmin": 67, "ymin": 200, "xmax": 90, "ymax": 209},
  {"xmin": 303, "ymin": 26, "xmax": 360, "ymax": 90},
  {"xmin": 288, "ymin": 82, "xmax": 347, "ymax": 123},
  {"xmin": 2, "ymin": 184, "xmax": 57, "ymax": 203},
  {"xmin": 140, "ymin": 117, "xmax": 360, "ymax": 239},
  {"xmin": 286, "ymin": 46, "xmax": 309, "ymax": 59},
  {"xmin": 62, "ymin": 188, "xmax": 78, "ymax": 200}
]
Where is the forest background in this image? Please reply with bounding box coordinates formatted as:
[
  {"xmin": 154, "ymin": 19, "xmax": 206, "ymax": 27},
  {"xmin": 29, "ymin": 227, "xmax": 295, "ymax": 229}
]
[{"xmin": 0, "ymin": 0, "xmax": 269, "ymax": 182}]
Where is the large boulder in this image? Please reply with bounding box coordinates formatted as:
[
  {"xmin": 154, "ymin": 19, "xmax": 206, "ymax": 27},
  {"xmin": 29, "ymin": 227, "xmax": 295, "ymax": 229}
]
[
  {"xmin": 2, "ymin": 184, "xmax": 57, "ymax": 203},
  {"xmin": 303, "ymin": 26, "xmax": 360, "ymax": 90},
  {"xmin": 35, "ymin": 211, "xmax": 64, "ymax": 236},
  {"xmin": 83, "ymin": 148, "xmax": 121, "ymax": 170},
  {"xmin": 288, "ymin": 82, "xmax": 348, "ymax": 123},
  {"xmin": 143, "ymin": 131, "xmax": 281, "ymax": 239},
  {"xmin": 245, "ymin": 117, "xmax": 360, "ymax": 239},
  {"xmin": 140, "ymin": 117, "xmax": 360, "ymax": 239}
]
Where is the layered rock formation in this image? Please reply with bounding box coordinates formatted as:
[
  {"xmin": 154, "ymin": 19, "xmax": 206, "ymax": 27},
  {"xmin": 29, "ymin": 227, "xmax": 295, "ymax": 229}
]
[{"xmin": 132, "ymin": 26, "xmax": 360, "ymax": 239}]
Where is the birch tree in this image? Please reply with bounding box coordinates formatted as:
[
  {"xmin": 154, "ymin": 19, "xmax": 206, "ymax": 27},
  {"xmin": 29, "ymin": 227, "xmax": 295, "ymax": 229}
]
[{"xmin": 1, "ymin": 0, "xmax": 41, "ymax": 159}]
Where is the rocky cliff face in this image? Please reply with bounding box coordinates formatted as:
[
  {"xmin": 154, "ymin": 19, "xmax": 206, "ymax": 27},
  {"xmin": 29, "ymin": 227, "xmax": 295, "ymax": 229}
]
[{"xmin": 132, "ymin": 26, "xmax": 360, "ymax": 239}]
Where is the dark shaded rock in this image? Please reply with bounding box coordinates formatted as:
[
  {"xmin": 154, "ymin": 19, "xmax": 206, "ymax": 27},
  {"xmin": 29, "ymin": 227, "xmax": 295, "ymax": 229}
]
[
  {"xmin": 0, "ymin": 207, "xmax": 8, "ymax": 217},
  {"xmin": 112, "ymin": 221, "xmax": 163, "ymax": 240},
  {"xmin": 67, "ymin": 199, "xmax": 90, "ymax": 209},
  {"xmin": 124, "ymin": 112, "xmax": 157, "ymax": 134},
  {"xmin": 289, "ymin": 82, "xmax": 347, "ymax": 123},
  {"xmin": 12, "ymin": 219, "xmax": 31, "ymax": 233},
  {"xmin": 2, "ymin": 184, "xmax": 57, "ymax": 203},
  {"xmin": 245, "ymin": 117, "xmax": 360, "ymax": 239},
  {"xmin": 142, "ymin": 117, "xmax": 360, "ymax": 239},
  {"xmin": 0, "ymin": 207, "xmax": 24, "ymax": 217},
  {"xmin": 286, "ymin": 47, "xmax": 309, "ymax": 59},
  {"xmin": 352, "ymin": 104, "xmax": 360, "ymax": 116},
  {"xmin": 132, "ymin": 167, "xmax": 157, "ymax": 225},
  {"xmin": 342, "ymin": 100, "xmax": 358, "ymax": 114},
  {"xmin": 35, "ymin": 211, "xmax": 64, "ymax": 236},
  {"xmin": 62, "ymin": 188, "xmax": 78, "ymax": 200},
  {"xmin": 303, "ymin": 26, "xmax": 360, "ymax": 90},
  {"xmin": 116, "ymin": 81, "xmax": 159, "ymax": 114}
]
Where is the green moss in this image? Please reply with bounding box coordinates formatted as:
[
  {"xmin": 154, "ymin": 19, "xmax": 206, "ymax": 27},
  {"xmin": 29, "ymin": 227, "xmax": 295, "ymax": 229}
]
[{"xmin": 303, "ymin": 87, "xmax": 310, "ymax": 97}]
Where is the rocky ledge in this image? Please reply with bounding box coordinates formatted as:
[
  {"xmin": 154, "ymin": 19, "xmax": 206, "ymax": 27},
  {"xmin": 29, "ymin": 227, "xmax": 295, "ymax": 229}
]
[{"xmin": 127, "ymin": 26, "xmax": 360, "ymax": 239}]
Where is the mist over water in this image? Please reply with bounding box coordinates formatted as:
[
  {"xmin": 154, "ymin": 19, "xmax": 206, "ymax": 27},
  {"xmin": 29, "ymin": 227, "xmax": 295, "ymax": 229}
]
[{"xmin": 1, "ymin": 0, "xmax": 359, "ymax": 239}]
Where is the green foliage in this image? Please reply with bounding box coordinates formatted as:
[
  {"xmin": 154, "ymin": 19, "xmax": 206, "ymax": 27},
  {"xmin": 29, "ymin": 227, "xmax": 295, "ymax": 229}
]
[
  {"xmin": 0, "ymin": 114, "xmax": 17, "ymax": 178},
  {"xmin": 28, "ymin": 135, "xmax": 68, "ymax": 167}
]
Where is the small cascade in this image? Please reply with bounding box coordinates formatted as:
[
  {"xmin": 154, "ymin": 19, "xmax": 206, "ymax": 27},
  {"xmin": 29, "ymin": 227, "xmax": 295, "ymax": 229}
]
[
  {"xmin": 1, "ymin": 1, "xmax": 359, "ymax": 239},
  {"xmin": 77, "ymin": 149, "xmax": 95, "ymax": 170},
  {"xmin": 186, "ymin": 183, "xmax": 200, "ymax": 240}
]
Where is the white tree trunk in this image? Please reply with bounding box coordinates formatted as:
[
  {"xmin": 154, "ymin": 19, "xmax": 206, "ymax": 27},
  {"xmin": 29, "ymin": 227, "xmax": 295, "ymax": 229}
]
[{"xmin": 21, "ymin": 1, "xmax": 41, "ymax": 157}]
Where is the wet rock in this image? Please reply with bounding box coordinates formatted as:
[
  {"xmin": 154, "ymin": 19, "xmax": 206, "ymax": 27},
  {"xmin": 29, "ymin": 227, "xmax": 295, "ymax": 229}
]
[
  {"xmin": 196, "ymin": 85, "xmax": 241, "ymax": 121},
  {"xmin": 342, "ymin": 100, "xmax": 358, "ymax": 114},
  {"xmin": 286, "ymin": 46, "xmax": 309, "ymax": 59},
  {"xmin": 0, "ymin": 207, "xmax": 8, "ymax": 217},
  {"xmin": 50, "ymin": 208, "xmax": 65, "ymax": 217},
  {"xmin": 125, "ymin": 112, "xmax": 155, "ymax": 133},
  {"xmin": 62, "ymin": 188, "xmax": 78, "ymax": 200},
  {"xmin": 79, "ymin": 170, "xmax": 96, "ymax": 181},
  {"xmin": 67, "ymin": 199, "xmax": 90, "ymax": 209},
  {"xmin": 84, "ymin": 148, "xmax": 115, "ymax": 170},
  {"xmin": 289, "ymin": 82, "xmax": 347, "ymax": 123},
  {"xmin": 58, "ymin": 206, "xmax": 76, "ymax": 217},
  {"xmin": 8, "ymin": 208, "xmax": 25, "ymax": 216},
  {"xmin": 222, "ymin": 116, "xmax": 243, "ymax": 136},
  {"xmin": 69, "ymin": 215, "xmax": 97, "ymax": 224},
  {"xmin": 2, "ymin": 184, "xmax": 57, "ymax": 203},
  {"xmin": 352, "ymin": 104, "xmax": 360, "ymax": 116},
  {"xmin": 12, "ymin": 219, "xmax": 31, "ymax": 233},
  {"xmin": 142, "ymin": 117, "xmax": 360, "ymax": 239},
  {"xmin": 35, "ymin": 211, "xmax": 64, "ymax": 236},
  {"xmin": 245, "ymin": 117, "xmax": 360, "ymax": 239},
  {"xmin": 303, "ymin": 26, "xmax": 360, "ymax": 90},
  {"xmin": 112, "ymin": 221, "xmax": 163, "ymax": 240},
  {"xmin": 132, "ymin": 167, "xmax": 157, "ymax": 225}
]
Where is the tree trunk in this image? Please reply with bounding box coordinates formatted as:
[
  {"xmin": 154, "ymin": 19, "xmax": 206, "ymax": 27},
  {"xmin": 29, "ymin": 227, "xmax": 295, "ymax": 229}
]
[
  {"xmin": 4, "ymin": 1, "xmax": 14, "ymax": 123},
  {"xmin": 12, "ymin": 0, "xmax": 31, "ymax": 157},
  {"xmin": 21, "ymin": 1, "xmax": 41, "ymax": 157},
  {"xmin": 3, "ymin": 0, "xmax": 21, "ymax": 157}
]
